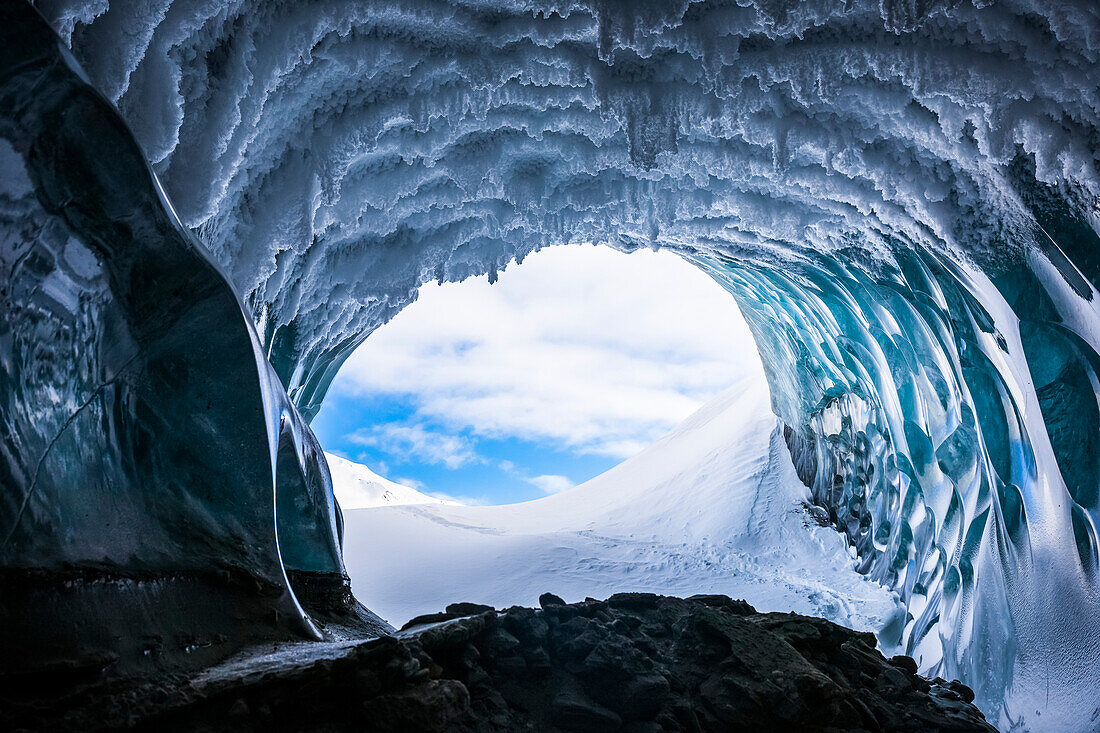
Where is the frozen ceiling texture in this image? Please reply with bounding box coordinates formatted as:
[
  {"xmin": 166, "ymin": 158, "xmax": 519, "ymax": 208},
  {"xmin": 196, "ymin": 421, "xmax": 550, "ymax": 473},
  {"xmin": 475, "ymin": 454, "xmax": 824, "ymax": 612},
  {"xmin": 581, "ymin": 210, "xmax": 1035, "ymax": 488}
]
[{"xmin": 2, "ymin": 0, "xmax": 1099, "ymax": 727}]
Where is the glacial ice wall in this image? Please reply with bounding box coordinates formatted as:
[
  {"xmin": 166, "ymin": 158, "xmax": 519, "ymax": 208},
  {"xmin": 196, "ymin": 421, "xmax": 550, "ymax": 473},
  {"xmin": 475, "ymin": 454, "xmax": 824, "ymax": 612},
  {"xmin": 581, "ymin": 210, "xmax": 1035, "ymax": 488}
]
[
  {"xmin": 694, "ymin": 244, "xmax": 1100, "ymax": 727},
  {"xmin": 5, "ymin": 0, "xmax": 1100, "ymax": 727},
  {"xmin": 0, "ymin": 3, "xmax": 381, "ymax": 675}
]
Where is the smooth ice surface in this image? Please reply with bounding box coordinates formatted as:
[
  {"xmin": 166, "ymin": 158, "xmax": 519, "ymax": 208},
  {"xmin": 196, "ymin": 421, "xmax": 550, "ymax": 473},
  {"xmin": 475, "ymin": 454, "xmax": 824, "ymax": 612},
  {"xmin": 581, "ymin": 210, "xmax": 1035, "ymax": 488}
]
[
  {"xmin": 341, "ymin": 376, "xmax": 902, "ymax": 636},
  {"xmin": 4, "ymin": 1, "xmax": 1100, "ymax": 727},
  {"xmin": 0, "ymin": 4, "xmax": 357, "ymax": 672}
]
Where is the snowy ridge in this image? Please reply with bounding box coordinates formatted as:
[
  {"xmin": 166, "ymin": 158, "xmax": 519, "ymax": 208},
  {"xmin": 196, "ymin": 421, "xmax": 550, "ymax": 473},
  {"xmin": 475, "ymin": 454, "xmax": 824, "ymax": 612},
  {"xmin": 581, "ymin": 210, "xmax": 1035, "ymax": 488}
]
[
  {"xmin": 340, "ymin": 377, "xmax": 901, "ymax": 637},
  {"xmin": 325, "ymin": 452, "xmax": 458, "ymax": 510}
]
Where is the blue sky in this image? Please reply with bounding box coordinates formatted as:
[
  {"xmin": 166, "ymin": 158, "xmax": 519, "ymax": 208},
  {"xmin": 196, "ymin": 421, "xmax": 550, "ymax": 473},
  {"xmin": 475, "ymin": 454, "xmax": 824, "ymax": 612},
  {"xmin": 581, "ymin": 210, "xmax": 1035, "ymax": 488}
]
[{"xmin": 313, "ymin": 245, "xmax": 759, "ymax": 505}]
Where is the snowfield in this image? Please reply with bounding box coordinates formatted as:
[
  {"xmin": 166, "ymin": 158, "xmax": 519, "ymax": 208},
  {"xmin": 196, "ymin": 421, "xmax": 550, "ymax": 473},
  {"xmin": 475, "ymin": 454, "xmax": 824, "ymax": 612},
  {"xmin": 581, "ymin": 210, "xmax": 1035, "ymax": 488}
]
[
  {"xmin": 325, "ymin": 452, "xmax": 457, "ymax": 510},
  {"xmin": 338, "ymin": 378, "xmax": 902, "ymax": 639}
]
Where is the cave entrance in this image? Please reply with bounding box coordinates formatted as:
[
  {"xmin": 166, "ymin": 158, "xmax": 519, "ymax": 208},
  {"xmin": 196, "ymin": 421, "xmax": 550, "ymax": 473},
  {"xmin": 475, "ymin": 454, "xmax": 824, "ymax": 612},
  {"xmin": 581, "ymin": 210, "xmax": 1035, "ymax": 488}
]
[
  {"xmin": 313, "ymin": 244, "xmax": 762, "ymax": 507},
  {"xmin": 311, "ymin": 243, "xmax": 773, "ymax": 625}
]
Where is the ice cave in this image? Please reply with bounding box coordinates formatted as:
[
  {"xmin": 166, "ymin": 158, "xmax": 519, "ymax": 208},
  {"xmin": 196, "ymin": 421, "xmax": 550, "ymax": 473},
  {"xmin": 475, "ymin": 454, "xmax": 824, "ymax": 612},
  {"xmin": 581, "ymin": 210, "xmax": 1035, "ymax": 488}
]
[{"xmin": 2, "ymin": 0, "xmax": 1099, "ymax": 730}]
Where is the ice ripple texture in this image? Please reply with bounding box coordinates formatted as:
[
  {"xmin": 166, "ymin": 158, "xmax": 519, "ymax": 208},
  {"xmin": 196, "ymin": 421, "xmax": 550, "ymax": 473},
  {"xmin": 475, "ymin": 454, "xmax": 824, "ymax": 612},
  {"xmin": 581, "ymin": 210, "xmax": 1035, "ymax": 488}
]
[{"xmin": 6, "ymin": 0, "xmax": 1100, "ymax": 727}]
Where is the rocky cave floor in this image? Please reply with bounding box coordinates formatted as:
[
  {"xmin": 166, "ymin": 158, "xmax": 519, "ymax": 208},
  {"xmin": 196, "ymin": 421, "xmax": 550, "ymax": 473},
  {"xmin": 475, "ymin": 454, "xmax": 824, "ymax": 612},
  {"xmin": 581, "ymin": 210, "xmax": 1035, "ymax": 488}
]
[{"xmin": 5, "ymin": 594, "xmax": 995, "ymax": 732}]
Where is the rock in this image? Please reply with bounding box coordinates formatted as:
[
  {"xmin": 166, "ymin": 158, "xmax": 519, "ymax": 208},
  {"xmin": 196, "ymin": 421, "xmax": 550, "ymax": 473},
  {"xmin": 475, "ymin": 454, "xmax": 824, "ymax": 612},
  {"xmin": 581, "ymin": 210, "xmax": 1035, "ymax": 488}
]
[
  {"xmin": 502, "ymin": 608, "xmax": 548, "ymax": 644},
  {"xmin": 574, "ymin": 633, "xmax": 668, "ymax": 718},
  {"xmin": 685, "ymin": 594, "xmax": 756, "ymax": 615},
  {"xmin": 524, "ymin": 646, "xmax": 552, "ymax": 674},
  {"xmin": 950, "ymin": 679, "xmax": 976, "ymax": 704},
  {"xmin": 877, "ymin": 665, "xmax": 913, "ymax": 691},
  {"xmin": 492, "ymin": 654, "xmax": 527, "ymax": 675},
  {"xmin": 415, "ymin": 614, "xmax": 486, "ymax": 649},
  {"xmin": 606, "ymin": 592, "xmax": 662, "ymax": 610},
  {"xmin": 368, "ymin": 680, "xmax": 471, "ymax": 732},
  {"xmin": 399, "ymin": 611, "xmax": 458, "ymax": 630},
  {"xmin": 483, "ymin": 628, "xmax": 520, "ymax": 656},
  {"xmin": 539, "ymin": 592, "xmax": 567, "ymax": 608},
  {"xmin": 889, "ymin": 654, "xmax": 919, "ymax": 674},
  {"xmin": 3, "ymin": 594, "xmax": 997, "ymax": 733},
  {"xmin": 444, "ymin": 602, "xmax": 494, "ymax": 616},
  {"xmin": 620, "ymin": 674, "xmax": 671, "ymax": 719},
  {"xmin": 551, "ymin": 681, "xmax": 623, "ymax": 732}
]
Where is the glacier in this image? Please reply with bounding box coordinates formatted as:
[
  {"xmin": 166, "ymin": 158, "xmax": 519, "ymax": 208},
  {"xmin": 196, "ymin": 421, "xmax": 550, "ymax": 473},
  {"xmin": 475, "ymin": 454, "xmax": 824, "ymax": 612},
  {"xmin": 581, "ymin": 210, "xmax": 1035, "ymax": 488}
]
[{"xmin": 2, "ymin": 0, "xmax": 1100, "ymax": 728}]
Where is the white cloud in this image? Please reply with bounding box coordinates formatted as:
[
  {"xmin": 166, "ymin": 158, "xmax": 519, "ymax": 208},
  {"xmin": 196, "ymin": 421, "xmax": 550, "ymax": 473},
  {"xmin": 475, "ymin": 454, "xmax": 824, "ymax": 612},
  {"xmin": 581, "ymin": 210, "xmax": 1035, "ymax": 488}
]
[
  {"xmin": 394, "ymin": 476, "xmax": 428, "ymax": 492},
  {"xmin": 495, "ymin": 459, "xmax": 574, "ymax": 495},
  {"xmin": 427, "ymin": 491, "xmax": 490, "ymax": 506},
  {"xmin": 346, "ymin": 423, "xmax": 479, "ymax": 469},
  {"xmin": 330, "ymin": 245, "xmax": 763, "ymax": 460},
  {"xmin": 527, "ymin": 474, "xmax": 574, "ymax": 494}
]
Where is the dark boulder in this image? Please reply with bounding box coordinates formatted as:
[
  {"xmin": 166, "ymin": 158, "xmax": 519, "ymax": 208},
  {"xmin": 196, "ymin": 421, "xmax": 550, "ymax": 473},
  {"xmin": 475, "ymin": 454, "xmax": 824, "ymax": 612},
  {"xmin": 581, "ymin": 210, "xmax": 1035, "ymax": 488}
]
[{"xmin": 539, "ymin": 592, "xmax": 567, "ymax": 608}]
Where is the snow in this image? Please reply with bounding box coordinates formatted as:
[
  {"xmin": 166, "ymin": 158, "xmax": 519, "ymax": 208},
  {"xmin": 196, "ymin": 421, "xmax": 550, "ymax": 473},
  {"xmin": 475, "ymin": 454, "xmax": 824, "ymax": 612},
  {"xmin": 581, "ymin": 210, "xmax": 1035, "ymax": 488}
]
[
  {"xmin": 339, "ymin": 375, "xmax": 902, "ymax": 638},
  {"xmin": 325, "ymin": 452, "xmax": 457, "ymax": 510}
]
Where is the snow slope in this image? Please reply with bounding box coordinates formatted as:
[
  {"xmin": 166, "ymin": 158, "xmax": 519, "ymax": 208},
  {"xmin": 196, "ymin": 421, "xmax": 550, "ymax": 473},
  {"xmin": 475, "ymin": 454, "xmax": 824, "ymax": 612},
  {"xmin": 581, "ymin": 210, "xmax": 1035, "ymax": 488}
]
[
  {"xmin": 339, "ymin": 379, "xmax": 902, "ymax": 637},
  {"xmin": 325, "ymin": 452, "xmax": 458, "ymax": 510}
]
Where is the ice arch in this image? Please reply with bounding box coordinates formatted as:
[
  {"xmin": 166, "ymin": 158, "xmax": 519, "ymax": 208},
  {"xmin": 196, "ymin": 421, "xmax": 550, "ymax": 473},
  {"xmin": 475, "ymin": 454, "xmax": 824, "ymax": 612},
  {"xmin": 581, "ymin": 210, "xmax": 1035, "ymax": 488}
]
[{"xmin": 3, "ymin": 0, "xmax": 1100, "ymax": 727}]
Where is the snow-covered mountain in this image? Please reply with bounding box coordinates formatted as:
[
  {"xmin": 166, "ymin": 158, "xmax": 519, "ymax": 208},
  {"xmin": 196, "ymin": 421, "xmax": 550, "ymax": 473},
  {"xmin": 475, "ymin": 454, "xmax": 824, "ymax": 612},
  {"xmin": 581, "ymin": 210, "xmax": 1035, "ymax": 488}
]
[
  {"xmin": 325, "ymin": 452, "xmax": 458, "ymax": 510},
  {"xmin": 337, "ymin": 378, "xmax": 902, "ymax": 640}
]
